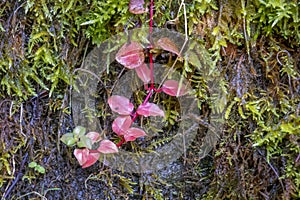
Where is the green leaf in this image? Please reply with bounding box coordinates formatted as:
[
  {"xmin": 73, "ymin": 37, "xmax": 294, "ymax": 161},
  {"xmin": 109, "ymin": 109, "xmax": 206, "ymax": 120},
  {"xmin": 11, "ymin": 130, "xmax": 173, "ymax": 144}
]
[
  {"xmin": 185, "ymin": 51, "xmax": 201, "ymax": 68},
  {"xmin": 31, "ymin": 31, "xmax": 49, "ymax": 40},
  {"xmin": 77, "ymin": 135, "xmax": 93, "ymax": 149},
  {"xmin": 218, "ymin": 38, "xmax": 227, "ymax": 47},
  {"xmin": 36, "ymin": 165, "xmax": 46, "ymax": 174},
  {"xmin": 73, "ymin": 126, "xmax": 86, "ymax": 137},
  {"xmin": 238, "ymin": 105, "xmax": 247, "ymax": 119},
  {"xmin": 225, "ymin": 100, "xmax": 236, "ymax": 120},
  {"xmin": 0, "ymin": 23, "xmax": 4, "ymax": 32},
  {"xmin": 60, "ymin": 133, "xmax": 77, "ymax": 146},
  {"xmin": 184, "ymin": 60, "xmax": 193, "ymax": 72},
  {"xmin": 280, "ymin": 123, "xmax": 295, "ymax": 134},
  {"xmin": 65, "ymin": 0, "xmax": 75, "ymax": 13},
  {"xmin": 28, "ymin": 162, "xmax": 37, "ymax": 168},
  {"xmin": 80, "ymin": 19, "xmax": 100, "ymax": 26},
  {"xmin": 212, "ymin": 26, "xmax": 219, "ymax": 36}
]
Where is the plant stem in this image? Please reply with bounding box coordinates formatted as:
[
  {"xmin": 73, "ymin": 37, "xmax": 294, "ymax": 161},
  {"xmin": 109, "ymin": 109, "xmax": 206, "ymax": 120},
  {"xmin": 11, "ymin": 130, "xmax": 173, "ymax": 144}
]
[
  {"xmin": 143, "ymin": 89, "xmax": 153, "ymax": 105},
  {"xmin": 149, "ymin": 0, "xmax": 155, "ymax": 89},
  {"xmin": 149, "ymin": 53, "xmax": 154, "ymax": 89},
  {"xmin": 150, "ymin": 0, "xmax": 153, "ymax": 34},
  {"xmin": 116, "ymin": 137, "xmax": 125, "ymax": 147}
]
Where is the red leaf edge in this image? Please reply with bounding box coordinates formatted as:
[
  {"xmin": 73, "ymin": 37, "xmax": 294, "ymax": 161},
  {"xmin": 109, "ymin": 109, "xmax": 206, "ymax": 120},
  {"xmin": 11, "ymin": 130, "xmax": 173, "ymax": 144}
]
[
  {"xmin": 116, "ymin": 42, "xmax": 145, "ymax": 69},
  {"xmin": 97, "ymin": 139, "xmax": 119, "ymax": 154},
  {"xmin": 136, "ymin": 102, "xmax": 165, "ymax": 117},
  {"xmin": 135, "ymin": 63, "xmax": 151, "ymax": 83},
  {"xmin": 162, "ymin": 80, "xmax": 188, "ymax": 97},
  {"xmin": 112, "ymin": 115, "xmax": 132, "ymax": 136},
  {"xmin": 108, "ymin": 95, "xmax": 134, "ymax": 115},
  {"xmin": 156, "ymin": 38, "xmax": 181, "ymax": 57},
  {"xmin": 124, "ymin": 127, "xmax": 147, "ymax": 142},
  {"xmin": 86, "ymin": 132, "xmax": 102, "ymax": 144}
]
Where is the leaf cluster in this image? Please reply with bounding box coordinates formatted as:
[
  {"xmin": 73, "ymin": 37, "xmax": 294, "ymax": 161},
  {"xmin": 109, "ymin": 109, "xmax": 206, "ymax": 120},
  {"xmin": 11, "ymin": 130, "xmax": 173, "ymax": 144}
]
[
  {"xmin": 61, "ymin": 126, "xmax": 118, "ymax": 168},
  {"xmin": 28, "ymin": 162, "xmax": 46, "ymax": 174}
]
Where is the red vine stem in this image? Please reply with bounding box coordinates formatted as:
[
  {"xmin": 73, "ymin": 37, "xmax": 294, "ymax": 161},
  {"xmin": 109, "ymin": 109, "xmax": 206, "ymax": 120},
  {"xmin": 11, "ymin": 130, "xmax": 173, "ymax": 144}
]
[
  {"xmin": 150, "ymin": 0, "xmax": 153, "ymax": 33},
  {"xmin": 149, "ymin": 0, "xmax": 154, "ymax": 89},
  {"xmin": 116, "ymin": 137, "xmax": 125, "ymax": 147}
]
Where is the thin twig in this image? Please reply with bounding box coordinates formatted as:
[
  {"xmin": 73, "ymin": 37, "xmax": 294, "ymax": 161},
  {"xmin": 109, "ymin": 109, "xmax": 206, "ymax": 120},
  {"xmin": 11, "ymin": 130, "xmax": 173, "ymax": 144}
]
[
  {"xmin": 276, "ymin": 50, "xmax": 291, "ymax": 66},
  {"xmin": 110, "ymin": 68, "xmax": 125, "ymax": 94},
  {"xmin": 19, "ymin": 103, "xmax": 27, "ymax": 138},
  {"xmin": 149, "ymin": 0, "xmax": 155, "ymax": 89},
  {"xmin": 73, "ymin": 68, "xmax": 103, "ymax": 83},
  {"xmin": 16, "ymin": 191, "xmax": 47, "ymax": 200}
]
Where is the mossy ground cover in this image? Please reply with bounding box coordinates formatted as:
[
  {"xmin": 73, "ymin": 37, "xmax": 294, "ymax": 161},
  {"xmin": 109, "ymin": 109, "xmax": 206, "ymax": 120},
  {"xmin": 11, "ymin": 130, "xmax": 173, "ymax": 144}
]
[{"xmin": 0, "ymin": 0, "xmax": 299, "ymax": 199}]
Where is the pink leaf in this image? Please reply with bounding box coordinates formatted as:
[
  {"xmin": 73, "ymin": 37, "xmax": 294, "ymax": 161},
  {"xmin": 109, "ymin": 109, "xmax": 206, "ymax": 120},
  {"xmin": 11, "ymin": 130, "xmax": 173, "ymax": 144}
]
[
  {"xmin": 136, "ymin": 102, "xmax": 165, "ymax": 117},
  {"xmin": 162, "ymin": 80, "xmax": 188, "ymax": 97},
  {"xmin": 74, "ymin": 148, "xmax": 100, "ymax": 168},
  {"xmin": 82, "ymin": 151, "xmax": 100, "ymax": 168},
  {"xmin": 124, "ymin": 127, "xmax": 147, "ymax": 142},
  {"xmin": 116, "ymin": 42, "xmax": 144, "ymax": 69},
  {"xmin": 74, "ymin": 148, "xmax": 89, "ymax": 166},
  {"xmin": 156, "ymin": 38, "xmax": 180, "ymax": 57},
  {"xmin": 86, "ymin": 132, "xmax": 102, "ymax": 144},
  {"xmin": 108, "ymin": 95, "xmax": 134, "ymax": 115},
  {"xmin": 112, "ymin": 116, "xmax": 132, "ymax": 136},
  {"xmin": 129, "ymin": 0, "xmax": 148, "ymax": 14},
  {"xmin": 135, "ymin": 63, "xmax": 151, "ymax": 83},
  {"xmin": 97, "ymin": 139, "xmax": 119, "ymax": 154}
]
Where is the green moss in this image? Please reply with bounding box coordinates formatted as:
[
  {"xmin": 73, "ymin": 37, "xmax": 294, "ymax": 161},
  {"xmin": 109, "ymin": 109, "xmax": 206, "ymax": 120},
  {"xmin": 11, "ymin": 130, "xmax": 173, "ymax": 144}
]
[{"xmin": 75, "ymin": 0, "xmax": 133, "ymax": 45}]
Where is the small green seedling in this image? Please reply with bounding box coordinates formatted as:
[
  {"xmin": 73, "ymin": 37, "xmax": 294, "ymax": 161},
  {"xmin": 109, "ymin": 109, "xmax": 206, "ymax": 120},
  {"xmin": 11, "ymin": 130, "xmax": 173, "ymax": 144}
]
[{"xmin": 28, "ymin": 162, "xmax": 46, "ymax": 174}]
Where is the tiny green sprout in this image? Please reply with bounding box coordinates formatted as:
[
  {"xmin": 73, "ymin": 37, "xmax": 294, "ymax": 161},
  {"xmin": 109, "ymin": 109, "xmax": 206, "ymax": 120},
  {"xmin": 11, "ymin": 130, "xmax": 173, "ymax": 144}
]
[{"xmin": 28, "ymin": 162, "xmax": 46, "ymax": 174}]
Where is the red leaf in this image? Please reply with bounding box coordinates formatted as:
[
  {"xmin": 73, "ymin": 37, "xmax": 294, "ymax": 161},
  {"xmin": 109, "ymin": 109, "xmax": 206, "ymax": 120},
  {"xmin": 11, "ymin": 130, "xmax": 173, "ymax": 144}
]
[
  {"xmin": 129, "ymin": 0, "xmax": 148, "ymax": 14},
  {"xmin": 112, "ymin": 116, "xmax": 132, "ymax": 136},
  {"xmin": 162, "ymin": 80, "xmax": 188, "ymax": 97},
  {"xmin": 74, "ymin": 148, "xmax": 100, "ymax": 168},
  {"xmin": 74, "ymin": 148, "xmax": 89, "ymax": 166},
  {"xmin": 156, "ymin": 38, "xmax": 180, "ymax": 57},
  {"xmin": 136, "ymin": 102, "xmax": 165, "ymax": 117},
  {"xmin": 108, "ymin": 95, "xmax": 134, "ymax": 115},
  {"xmin": 116, "ymin": 42, "xmax": 144, "ymax": 69},
  {"xmin": 135, "ymin": 63, "xmax": 151, "ymax": 83},
  {"xmin": 82, "ymin": 151, "xmax": 100, "ymax": 168},
  {"xmin": 124, "ymin": 127, "xmax": 147, "ymax": 142},
  {"xmin": 86, "ymin": 132, "xmax": 101, "ymax": 144},
  {"xmin": 97, "ymin": 139, "xmax": 119, "ymax": 154}
]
